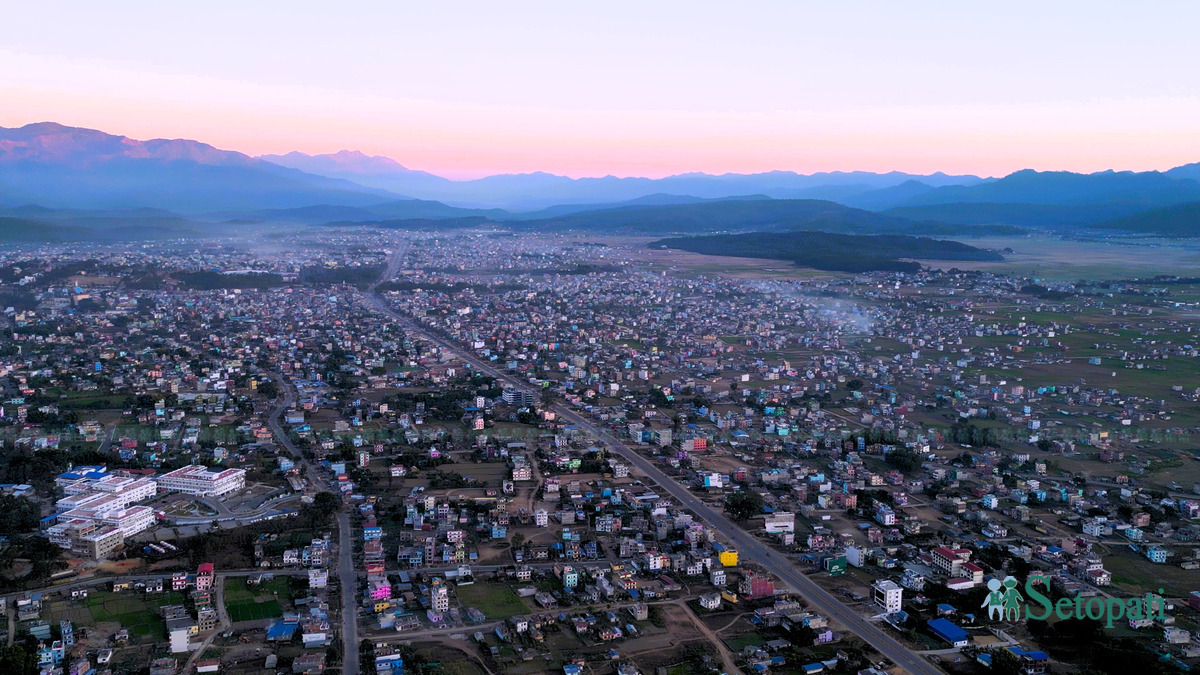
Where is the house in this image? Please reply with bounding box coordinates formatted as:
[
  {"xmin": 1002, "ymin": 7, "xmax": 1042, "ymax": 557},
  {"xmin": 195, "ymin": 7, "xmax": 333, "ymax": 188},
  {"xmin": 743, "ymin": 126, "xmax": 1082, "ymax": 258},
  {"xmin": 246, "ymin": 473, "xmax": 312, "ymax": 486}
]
[
  {"xmin": 699, "ymin": 593, "xmax": 722, "ymax": 610},
  {"xmin": 1145, "ymin": 545, "xmax": 1170, "ymax": 564},
  {"xmin": 927, "ymin": 618, "xmax": 969, "ymax": 648}
]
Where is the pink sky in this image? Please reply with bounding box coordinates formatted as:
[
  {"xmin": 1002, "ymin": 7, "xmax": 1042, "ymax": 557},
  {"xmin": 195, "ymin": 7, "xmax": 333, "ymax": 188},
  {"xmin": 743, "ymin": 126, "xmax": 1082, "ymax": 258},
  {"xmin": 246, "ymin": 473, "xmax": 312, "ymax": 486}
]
[{"xmin": 4, "ymin": 2, "xmax": 1200, "ymax": 179}]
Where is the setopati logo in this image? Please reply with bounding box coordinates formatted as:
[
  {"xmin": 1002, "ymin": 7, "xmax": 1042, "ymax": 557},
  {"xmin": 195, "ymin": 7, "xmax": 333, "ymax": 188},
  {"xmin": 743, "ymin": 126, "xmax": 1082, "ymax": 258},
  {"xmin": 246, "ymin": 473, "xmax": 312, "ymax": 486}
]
[{"xmin": 982, "ymin": 575, "xmax": 1167, "ymax": 628}]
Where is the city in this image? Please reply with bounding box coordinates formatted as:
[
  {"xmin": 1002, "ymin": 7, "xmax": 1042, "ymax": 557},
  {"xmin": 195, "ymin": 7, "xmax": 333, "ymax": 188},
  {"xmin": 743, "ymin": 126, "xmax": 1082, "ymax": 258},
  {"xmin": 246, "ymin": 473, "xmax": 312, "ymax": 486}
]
[
  {"xmin": 1, "ymin": 227, "xmax": 1199, "ymax": 675},
  {"xmin": 4, "ymin": 3, "xmax": 1200, "ymax": 674}
]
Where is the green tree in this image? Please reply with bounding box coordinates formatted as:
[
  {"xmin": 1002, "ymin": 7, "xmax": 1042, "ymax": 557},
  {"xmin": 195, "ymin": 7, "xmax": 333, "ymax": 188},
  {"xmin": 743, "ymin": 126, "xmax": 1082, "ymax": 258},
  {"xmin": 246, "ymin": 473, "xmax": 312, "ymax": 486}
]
[
  {"xmin": 725, "ymin": 491, "xmax": 765, "ymax": 521},
  {"xmin": 0, "ymin": 643, "xmax": 37, "ymax": 674}
]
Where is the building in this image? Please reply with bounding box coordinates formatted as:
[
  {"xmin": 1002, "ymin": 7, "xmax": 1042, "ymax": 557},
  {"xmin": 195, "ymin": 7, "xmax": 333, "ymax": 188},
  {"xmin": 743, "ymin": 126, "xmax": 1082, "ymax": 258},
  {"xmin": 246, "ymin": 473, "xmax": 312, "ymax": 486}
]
[
  {"xmin": 431, "ymin": 578, "xmax": 449, "ymax": 613},
  {"xmin": 46, "ymin": 519, "xmax": 125, "ymax": 560},
  {"xmin": 930, "ymin": 547, "xmax": 972, "ymax": 577},
  {"xmin": 872, "ymin": 580, "xmax": 903, "ymax": 614},
  {"xmin": 739, "ymin": 573, "xmax": 775, "ymax": 600},
  {"xmin": 1145, "ymin": 545, "xmax": 1171, "ymax": 564},
  {"xmin": 195, "ymin": 563, "xmax": 214, "ymax": 592},
  {"xmin": 158, "ymin": 465, "xmax": 246, "ymax": 497},
  {"xmin": 763, "ymin": 512, "xmax": 796, "ymax": 534},
  {"xmin": 309, "ymin": 569, "xmax": 328, "ymax": 589},
  {"xmin": 928, "ymin": 618, "xmax": 969, "ymax": 648}
]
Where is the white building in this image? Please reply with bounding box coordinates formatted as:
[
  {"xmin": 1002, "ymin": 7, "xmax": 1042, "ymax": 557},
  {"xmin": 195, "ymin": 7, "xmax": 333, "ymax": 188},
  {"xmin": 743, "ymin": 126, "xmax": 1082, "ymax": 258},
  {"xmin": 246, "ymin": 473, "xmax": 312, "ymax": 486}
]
[
  {"xmin": 872, "ymin": 579, "xmax": 903, "ymax": 614},
  {"xmin": 309, "ymin": 569, "xmax": 328, "ymax": 589},
  {"xmin": 534, "ymin": 509, "xmax": 549, "ymax": 527},
  {"xmin": 98, "ymin": 506, "xmax": 157, "ymax": 538},
  {"xmin": 763, "ymin": 512, "xmax": 796, "ymax": 534},
  {"xmin": 710, "ymin": 568, "xmax": 727, "ymax": 587},
  {"xmin": 846, "ymin": 546, "xmax": 869, "ymax": 568},
  {"xmin": 158, "ymin": 465, "xmax": 245, "ymax": 497}
]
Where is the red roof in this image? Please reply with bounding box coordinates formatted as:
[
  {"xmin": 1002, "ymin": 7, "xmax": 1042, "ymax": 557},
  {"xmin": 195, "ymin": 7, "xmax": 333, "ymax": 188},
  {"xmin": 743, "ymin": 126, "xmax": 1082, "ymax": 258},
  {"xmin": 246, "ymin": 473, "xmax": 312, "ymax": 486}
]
[{"xmin": 197, "ymin": 562, "xmax": 214, "ymax": 573}]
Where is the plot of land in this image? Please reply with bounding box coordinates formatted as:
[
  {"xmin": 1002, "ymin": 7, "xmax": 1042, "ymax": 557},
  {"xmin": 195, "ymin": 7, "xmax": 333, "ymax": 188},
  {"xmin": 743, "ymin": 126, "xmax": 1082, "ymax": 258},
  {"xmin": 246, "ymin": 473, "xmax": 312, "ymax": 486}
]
[
  {"xmin": 224, "ymin": 578, "xmax": 286, "ymax": 622},
  {"xmin": 84, "ymin": 590, "xmax": 186, "ymax": 636},
  {"xmin": 453, "ymin": 583, "xmax": 529, "ymax": 619}
]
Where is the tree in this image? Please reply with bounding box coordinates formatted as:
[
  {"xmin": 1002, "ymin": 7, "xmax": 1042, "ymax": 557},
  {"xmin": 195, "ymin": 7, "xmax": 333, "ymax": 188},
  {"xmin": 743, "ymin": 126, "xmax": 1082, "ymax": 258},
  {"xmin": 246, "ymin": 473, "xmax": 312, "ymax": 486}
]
[
  {"xmin": 885, "ymin": 448, "xmax": 921, "ymax": 473},
  {"xmin": 510, "ymin": 532, "xmax": 526, "ymax": 548},
  {"xmin": 0, "ymin": 643, "xmax": 36, "ymax": 675},
  {"xmin": 725, "ymin": 491, "xmax": 765, "ymax": 521},
  {"xmin": 257, "ymin": 380, "xmax": 280, "ymax": 400},
  {"xmin": 989, "ymin": 648, "xmax": 1024, "ymax": 675}
]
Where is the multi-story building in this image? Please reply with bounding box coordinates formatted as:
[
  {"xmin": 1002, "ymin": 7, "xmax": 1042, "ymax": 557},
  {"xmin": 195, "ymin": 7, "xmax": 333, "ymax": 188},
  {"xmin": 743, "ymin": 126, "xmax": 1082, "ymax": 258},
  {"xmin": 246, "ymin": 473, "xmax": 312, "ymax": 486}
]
[
  {"xmin": 46, "ymin": 520, "xmax": 125, "ymax": 560},
  {"xmin": 195, "ymin": 563, "xmax": 214, "ymax": 592},
  {"xmin": 430, "ymin": 578, "xmax": 449, "ymax": 613},
  {"xmin": 930, "ymin": 547, "xmax": 972, "ymax": 576},
  {"xmin": 872, "ymin": 580, "xmax": 903, "ymax": 613},
  {"xmin": 158, "ymin": 465, "xmax": 245, "ymax": 497}
]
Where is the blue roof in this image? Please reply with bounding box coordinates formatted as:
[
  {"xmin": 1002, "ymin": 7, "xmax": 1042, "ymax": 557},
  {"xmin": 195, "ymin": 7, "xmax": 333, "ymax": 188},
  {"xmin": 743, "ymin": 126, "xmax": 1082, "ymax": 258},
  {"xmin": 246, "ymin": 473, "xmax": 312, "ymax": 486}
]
[
  {"xmin": 927, "ymin": 618, "xmax": 968, "ymax": 642},
  {"xmin": 266, "ymin": 622, "xmax": 297, "ymax": 640},
  {"xmin": 1007, "ymin": 647, "xmax": 1049, "ymax": 661}
]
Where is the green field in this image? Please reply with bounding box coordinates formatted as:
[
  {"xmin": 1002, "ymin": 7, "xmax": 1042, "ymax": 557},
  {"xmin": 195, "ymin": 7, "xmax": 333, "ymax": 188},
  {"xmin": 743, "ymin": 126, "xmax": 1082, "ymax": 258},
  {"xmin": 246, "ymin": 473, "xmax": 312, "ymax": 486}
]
[
  {"xmin": 453, "ymin": 583, "xmax": 529, "ymax": 619},
  {"xmin": 84, "ymin": 590, "xmax": 185, "ymax": 636},
  {"xmin": 1103, "ymin": 547, "xmax": 1200, "ymax": 598},
  {"xmin": 224, "ymin": 578, "xmax": 286, "ymax": 622}
]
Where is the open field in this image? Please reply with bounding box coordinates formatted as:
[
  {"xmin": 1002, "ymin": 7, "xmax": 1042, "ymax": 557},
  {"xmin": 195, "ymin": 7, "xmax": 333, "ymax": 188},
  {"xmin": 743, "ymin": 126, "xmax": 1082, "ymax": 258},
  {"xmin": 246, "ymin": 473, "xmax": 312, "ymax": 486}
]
[
  {"xmin": 1102, "ymin": 547, "xmax": 1200, "ymax": 598},
  {"xmin": 71, "ymin": 590, "xmax": 187, "ymax": 637},
  {"xmin": 224, "ymin": 577, "xmax": 286, "ymax": 622},
  {"xmin": 454, "ymin": 582, "xmax": 529, "ymax": 619},
  {"xmin": 924, "ymin": 235, "xmax": 1200, "ymax": 279}
]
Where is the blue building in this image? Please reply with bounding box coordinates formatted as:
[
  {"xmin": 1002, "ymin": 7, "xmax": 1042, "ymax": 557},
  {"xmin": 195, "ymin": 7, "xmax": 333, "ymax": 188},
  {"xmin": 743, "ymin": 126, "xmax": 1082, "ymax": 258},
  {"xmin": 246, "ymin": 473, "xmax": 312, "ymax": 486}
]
[{"xmin": 927, "ymin": 618, "xmax": 969, "ymax": 648}]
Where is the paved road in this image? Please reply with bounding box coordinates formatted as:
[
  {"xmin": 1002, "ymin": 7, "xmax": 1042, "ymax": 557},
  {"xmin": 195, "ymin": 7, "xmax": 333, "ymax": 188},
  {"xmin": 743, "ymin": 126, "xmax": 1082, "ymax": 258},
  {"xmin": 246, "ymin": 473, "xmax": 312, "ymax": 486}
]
[
  {"xmin": 268, "ymin": 376, "xmax": 359, "ymax": 675},
  {"xmin": 363, "ymin": 286, "xmax": 942, "ymax": 675}
]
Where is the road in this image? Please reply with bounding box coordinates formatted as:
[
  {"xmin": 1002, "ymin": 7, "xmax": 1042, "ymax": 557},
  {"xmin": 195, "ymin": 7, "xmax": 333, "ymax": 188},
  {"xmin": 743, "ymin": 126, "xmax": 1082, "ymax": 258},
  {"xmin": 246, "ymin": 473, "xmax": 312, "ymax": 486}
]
[
  {"xmin": 363, "ymin": 283, "xmax": 942, "ymax": 675},
  {"xmin": 182, "ymin": 572, "xmax": 233, "ymax": 673},
  {"xmin": 267, "ymin": 375, "xmax": 359, "ymax": 674}
]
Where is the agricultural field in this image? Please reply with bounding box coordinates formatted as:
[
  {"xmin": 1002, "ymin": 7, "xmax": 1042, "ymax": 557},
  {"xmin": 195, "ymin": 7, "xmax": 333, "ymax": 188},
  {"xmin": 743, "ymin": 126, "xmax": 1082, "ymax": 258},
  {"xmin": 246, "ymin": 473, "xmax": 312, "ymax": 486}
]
[{"xmin": 45, "ymin": 589, "xmax": 187, "ymax": 638}]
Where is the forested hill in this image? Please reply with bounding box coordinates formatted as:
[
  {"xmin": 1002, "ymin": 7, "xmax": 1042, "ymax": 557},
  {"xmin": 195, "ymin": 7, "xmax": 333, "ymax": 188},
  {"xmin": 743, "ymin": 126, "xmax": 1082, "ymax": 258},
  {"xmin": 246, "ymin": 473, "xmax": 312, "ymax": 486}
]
[{"xmin": 651, "ymin": 231, "xmax": 1002, "ymax": 273}]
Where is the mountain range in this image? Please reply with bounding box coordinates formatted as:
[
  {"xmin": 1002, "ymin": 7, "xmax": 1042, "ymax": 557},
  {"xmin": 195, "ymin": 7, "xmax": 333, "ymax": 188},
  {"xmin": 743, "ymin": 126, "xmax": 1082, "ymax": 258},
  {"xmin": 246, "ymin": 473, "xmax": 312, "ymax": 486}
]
[{"xmin": 2, "ymin": 121, "xmax": 1200, "ymax": 237}]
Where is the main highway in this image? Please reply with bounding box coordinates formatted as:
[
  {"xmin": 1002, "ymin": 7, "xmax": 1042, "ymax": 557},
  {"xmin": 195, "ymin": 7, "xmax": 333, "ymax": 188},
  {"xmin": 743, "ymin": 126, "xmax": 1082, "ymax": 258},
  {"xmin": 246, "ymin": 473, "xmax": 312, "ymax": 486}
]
[{"xmin": 362, "ymin": 281, "xmax": 943, "ymax": 675}]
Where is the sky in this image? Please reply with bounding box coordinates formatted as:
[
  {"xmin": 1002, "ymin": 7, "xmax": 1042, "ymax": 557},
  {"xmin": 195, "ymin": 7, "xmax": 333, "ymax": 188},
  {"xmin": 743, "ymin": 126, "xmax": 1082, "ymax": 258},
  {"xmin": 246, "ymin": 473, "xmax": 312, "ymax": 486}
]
[{"xmin": 3, "ymin": 1, "xmax": 1200, "ymax": 179}]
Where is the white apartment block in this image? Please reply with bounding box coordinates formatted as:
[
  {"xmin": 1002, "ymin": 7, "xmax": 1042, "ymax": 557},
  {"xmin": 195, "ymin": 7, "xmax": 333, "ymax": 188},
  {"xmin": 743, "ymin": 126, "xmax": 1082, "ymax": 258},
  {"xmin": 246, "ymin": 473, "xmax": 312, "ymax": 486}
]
[
  {"xmin": 158, "ymin": 465, "xmax": 246, "ymax": 497},
  {"xmin": 309, "ymin": 569, "xmax": 329, "ymax": 589},
  {"xmin": 55, "ymin": 478, "xmax": 157, "ymax": 513},
  {"xmin": 99, "ymin": 506, "xmax": 157, "ymax": 538},
  {"xmin": 872, "ymin": 579, "xmax": 904, "ymax": 614}
]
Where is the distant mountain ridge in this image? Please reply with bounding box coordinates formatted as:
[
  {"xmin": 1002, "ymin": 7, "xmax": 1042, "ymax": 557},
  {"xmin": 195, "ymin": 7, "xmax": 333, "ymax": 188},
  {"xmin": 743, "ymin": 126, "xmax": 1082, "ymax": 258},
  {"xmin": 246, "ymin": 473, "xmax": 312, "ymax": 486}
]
[
  {"xmin": 4, "ymin": 121, "xmax": 1200, "ymax": 237},
  {"xmin": 262, "ymin": 149, "xmax": 988, "ymax": 209},
  {"xmin": 0, "ymin": 122, "xmax": 402, "ymax": 211}
]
